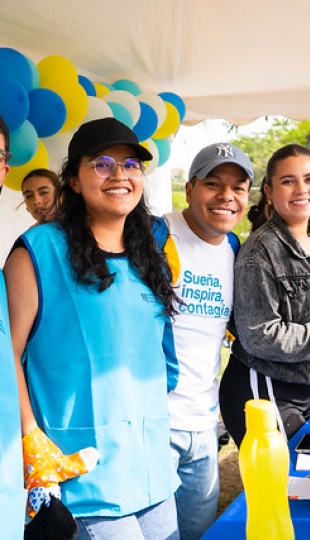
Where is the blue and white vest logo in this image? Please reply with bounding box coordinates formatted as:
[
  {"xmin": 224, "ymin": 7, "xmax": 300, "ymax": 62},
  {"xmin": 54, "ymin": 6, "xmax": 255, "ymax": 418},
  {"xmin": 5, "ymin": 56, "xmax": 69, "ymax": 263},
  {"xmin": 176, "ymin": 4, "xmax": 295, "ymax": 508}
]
[
  {"xmin": 141, "ymin": 293, "xmax": 156, "ymax": 303},
  {"xmin": 216, "ymin": 144, "xmax": 235, "ymax": 159}
]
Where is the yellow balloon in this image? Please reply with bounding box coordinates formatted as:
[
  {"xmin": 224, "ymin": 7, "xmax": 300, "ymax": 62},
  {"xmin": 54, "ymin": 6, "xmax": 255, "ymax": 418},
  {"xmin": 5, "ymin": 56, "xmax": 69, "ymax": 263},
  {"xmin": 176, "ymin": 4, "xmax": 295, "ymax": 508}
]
[
  {"xmin": 140, "ymin": 140, "xmax": 153, "ymax": 167},
  {"xmin": 38, "ymin": 55, "xmax": 78, "ymax": 86},
  {"xmin": 152, "ymin": 102, "xmax": 180, "ymax": 139},
  {"xmin": 140, "ymin": 140, "xmax": 151, "ymax": 153},
  {"xmin": 5, "ymin": 140, "xmax": 49, "ymax": 191},
  {"xmin": 94, "ymin": 82, "xmax": 111, "ymax": 98},
  {"xmin": 46, "ymin": 79, "xmax": 88, "ymax": 132}
]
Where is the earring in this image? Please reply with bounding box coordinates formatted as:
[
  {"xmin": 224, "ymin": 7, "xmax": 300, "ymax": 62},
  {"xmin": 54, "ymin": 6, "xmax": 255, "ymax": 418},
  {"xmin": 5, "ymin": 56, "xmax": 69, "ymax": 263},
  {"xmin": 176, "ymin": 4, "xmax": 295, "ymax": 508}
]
[{"xmin": 266, "ymin": 198, "xmax": 273, "ymax": 219}]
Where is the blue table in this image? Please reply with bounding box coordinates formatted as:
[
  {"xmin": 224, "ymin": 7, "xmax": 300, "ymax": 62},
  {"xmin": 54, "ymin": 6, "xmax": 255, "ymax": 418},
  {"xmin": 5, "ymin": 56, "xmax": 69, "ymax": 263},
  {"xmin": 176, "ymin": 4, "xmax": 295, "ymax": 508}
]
[{"xmin": 201, "ymin": 422, "xmax": 310, "ymax": 539}]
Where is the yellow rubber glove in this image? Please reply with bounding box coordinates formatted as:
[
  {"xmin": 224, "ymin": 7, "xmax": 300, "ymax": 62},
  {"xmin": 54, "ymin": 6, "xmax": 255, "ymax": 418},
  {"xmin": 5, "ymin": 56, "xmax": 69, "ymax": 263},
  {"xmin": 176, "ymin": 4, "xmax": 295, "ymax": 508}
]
[{"xmin": 23, "ymin": 426, "xmax": 100, "ymax": 517}]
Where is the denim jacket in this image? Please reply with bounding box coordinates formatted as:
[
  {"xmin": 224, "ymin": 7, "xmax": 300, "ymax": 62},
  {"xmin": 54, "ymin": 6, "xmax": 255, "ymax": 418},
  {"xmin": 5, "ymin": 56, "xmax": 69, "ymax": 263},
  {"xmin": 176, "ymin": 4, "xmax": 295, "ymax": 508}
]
[{"xmin": 231, "ymin": 210, "xmax": 310, "ymax": 384}]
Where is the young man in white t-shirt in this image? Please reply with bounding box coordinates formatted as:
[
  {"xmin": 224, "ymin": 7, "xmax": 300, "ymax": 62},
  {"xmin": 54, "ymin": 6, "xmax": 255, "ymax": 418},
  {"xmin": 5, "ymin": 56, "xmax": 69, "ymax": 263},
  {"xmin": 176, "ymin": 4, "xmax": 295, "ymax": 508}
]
[{"xmin": 163, "ymin": 143, "xmax": 253, "ymax": 540}]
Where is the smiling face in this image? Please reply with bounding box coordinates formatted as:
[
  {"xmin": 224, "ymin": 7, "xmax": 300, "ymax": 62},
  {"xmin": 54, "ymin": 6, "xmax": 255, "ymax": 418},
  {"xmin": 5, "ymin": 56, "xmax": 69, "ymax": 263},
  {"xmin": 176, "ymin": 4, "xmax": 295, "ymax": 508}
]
[
  {"xmin": 69, "ymin": 144, "xmax": 144, "ymax": 226},
  {"xmin": 22, "ymin": 175, "xmax": 57, "ymax": 223},
  {"xmin": 183, "ymin": 162, "xmax": 250, "ymax": 244},
  {"xmin": 265, "ymin": 155, "xmax": 310, "ymax": 229}
]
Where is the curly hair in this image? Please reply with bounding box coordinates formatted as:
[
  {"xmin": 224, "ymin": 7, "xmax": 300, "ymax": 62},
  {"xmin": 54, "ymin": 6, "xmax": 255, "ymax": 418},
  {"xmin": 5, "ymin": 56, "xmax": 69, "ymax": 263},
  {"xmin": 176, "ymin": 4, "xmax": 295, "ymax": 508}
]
[{"xmin": 55, "ymin": 156, "xmax": 178, "ymax": 316}]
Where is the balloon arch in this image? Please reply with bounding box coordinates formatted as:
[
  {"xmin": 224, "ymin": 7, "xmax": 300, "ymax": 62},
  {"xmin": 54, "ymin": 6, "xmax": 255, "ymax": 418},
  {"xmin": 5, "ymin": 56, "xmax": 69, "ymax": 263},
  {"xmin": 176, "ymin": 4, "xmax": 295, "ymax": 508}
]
[{"xmin": 0, "ymin": 47, "xmax": 186, "ymax": 191}]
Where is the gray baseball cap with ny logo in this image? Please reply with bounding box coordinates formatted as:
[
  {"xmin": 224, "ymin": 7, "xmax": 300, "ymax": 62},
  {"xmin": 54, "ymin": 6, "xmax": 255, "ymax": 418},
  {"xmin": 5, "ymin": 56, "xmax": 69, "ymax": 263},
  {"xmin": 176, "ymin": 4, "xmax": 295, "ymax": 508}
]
[{"xmin": 188, "ymin": 142, "xmax": 254, "ymax": 185}]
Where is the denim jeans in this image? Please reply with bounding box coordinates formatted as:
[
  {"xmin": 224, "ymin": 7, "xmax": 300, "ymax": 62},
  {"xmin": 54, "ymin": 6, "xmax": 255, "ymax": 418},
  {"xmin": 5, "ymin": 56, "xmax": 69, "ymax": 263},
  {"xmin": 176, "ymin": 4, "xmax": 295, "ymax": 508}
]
[
  {"xmin": 170, "ymin": 427, "xmax": 219, "ymax": 540},
  {"xmin": 75, "ymin": 495, "xmax": 179, "ymax": 539}
]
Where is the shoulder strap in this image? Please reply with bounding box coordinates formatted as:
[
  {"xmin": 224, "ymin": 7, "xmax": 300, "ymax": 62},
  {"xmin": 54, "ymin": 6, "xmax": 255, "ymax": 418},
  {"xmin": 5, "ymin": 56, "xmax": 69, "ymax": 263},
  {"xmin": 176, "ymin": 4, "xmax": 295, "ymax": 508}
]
[
  {"xmin": 152, "ymin": 216, "xmax": 169, "ymax": 249},
  {"xmin": 152, "ymin": 216, "xmax": 240, "ymax": 257},
  {"xmin": 226, "ymin": 231, "xmax": 240, "ymax": 256}
]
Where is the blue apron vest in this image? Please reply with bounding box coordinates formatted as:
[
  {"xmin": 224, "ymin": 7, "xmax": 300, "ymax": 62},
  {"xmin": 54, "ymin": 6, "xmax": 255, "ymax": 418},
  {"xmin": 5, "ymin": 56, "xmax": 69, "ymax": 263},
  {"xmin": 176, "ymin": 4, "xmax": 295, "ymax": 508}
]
[
  {"xmin": 21, "ymin": 223, "xmax": 179, "ymax": 517},
  {"xmin": 0, "ymin": 271, "xmax": 27, "ymax": 538}
]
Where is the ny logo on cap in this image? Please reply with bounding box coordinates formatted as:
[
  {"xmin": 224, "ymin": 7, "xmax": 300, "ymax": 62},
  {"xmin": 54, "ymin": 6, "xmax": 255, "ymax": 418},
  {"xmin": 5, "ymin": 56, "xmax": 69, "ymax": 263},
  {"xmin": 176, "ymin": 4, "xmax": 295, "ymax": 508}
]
[{"xmin": 216, "ymin": 144, "xmax": 235, "ymax": 159}]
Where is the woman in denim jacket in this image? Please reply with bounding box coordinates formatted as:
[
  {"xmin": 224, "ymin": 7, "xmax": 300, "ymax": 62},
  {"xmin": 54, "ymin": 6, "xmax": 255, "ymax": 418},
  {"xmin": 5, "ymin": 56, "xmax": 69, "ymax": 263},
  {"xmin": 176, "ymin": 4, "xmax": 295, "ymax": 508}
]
[{"xmin": 220, "ymin": 144, "xmax": 310, "ymax": 447}]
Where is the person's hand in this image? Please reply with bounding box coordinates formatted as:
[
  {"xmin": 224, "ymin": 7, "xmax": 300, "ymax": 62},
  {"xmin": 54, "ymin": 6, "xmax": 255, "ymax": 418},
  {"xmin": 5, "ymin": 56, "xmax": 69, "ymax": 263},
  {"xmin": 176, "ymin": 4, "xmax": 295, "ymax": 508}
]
[{"xmin": 23, "ymin": 426, "xmax": 100, "ymax": 517}]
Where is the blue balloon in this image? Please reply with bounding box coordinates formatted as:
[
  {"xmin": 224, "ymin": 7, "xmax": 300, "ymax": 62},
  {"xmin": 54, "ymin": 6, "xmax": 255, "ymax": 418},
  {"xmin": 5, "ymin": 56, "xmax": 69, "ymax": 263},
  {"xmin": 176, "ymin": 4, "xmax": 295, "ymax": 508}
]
[
  {"xmin": 133, "ymin": 102, "xmax": 158, "ymax": 141},
  {"xmin": 0, "ymin": 47, "xmax": 33, "ymax": 93},
  {"xmin": 78, "ymin": 75, "xmax": 96, "ymax": 97},
  {"xmin": 108, "ymin": 102, "xmax": 134, "ymax": 128},
  {"xmin": 159, "ymin": 92, "xmax": 186, "ymax": 122},
  {"xmin": 10, "ymin": 120, "xmax": 38, "ymax": 166},
  {"xmin": 0, "ymin": 75, "xmax": 29, "ymax": 131},
  {"xmin": 113, "ymin": 79, "xmax": 141, "ymax": 96},
  {"xmin": 152, "ymin": 137, "xmax": 171, "ymax": 167},
  {"xmin": 28, "ymin": 88, "xmax": 66, "ymax": 138}
]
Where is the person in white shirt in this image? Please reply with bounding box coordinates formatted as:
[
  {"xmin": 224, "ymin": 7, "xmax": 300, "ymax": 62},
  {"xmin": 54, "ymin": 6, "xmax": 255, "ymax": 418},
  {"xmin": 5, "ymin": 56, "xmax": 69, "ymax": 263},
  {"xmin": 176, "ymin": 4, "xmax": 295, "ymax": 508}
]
[{"xmin": 163, "ymin": 142, "xmax": 253, "ymax": 540}]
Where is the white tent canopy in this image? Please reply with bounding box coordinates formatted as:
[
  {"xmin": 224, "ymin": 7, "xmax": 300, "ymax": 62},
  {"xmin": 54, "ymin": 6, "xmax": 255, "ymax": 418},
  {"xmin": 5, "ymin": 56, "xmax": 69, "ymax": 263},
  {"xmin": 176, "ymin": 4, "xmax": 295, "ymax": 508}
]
[
  {"xmin": 0, "ymin": 0, "xmax": 310, "ymax": 263},
  {"xmin": 1, "ymin": 0, "xmax": 310, "ymax": 125}
]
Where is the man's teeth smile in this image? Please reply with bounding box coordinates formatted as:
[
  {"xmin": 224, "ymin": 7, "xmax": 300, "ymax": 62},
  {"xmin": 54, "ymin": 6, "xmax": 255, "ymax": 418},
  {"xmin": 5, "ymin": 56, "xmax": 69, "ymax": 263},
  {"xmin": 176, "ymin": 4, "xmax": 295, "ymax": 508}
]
[{"xmin": 211, "ymin": 209, "xmax": 234, "ymax": 215}]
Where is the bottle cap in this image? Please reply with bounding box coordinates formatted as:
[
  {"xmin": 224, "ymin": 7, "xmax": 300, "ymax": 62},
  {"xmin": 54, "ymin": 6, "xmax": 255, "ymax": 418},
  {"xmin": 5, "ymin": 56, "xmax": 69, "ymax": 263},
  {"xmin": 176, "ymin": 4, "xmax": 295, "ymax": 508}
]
[{"xmin": 245, "ymin": 399, "xmax": 278, "ymax": 432}]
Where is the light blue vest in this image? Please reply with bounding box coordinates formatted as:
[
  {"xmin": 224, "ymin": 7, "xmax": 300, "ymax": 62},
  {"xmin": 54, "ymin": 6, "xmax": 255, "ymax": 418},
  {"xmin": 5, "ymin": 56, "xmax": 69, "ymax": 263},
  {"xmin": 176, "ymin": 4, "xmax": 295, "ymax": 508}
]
[
  {"xmin": 0, "ymin": 271, "xmax": 27, "ymax": 538},
  {"xmin": 21, "ymin": 223, "xmax": 179, "ymax": 517}
]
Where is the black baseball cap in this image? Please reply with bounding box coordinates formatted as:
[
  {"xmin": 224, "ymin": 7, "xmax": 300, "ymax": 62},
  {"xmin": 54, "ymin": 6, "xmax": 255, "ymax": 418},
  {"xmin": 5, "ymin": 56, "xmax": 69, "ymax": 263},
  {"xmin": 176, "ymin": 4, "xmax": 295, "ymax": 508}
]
[{"xmin": 68, "ymin": 117, "xmax": 153, "ymax": 162}]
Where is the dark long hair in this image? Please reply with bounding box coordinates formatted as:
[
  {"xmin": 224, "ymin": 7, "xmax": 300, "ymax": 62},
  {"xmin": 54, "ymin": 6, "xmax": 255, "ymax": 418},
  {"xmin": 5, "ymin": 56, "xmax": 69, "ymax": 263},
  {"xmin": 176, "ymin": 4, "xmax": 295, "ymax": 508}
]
[
  {"xmin": 55, "ymin": 156, "xmax": 178, "ymax": 316},
  {"xmin": 247, "ymin": 176, "xmax": 268, "ymax": 232}
]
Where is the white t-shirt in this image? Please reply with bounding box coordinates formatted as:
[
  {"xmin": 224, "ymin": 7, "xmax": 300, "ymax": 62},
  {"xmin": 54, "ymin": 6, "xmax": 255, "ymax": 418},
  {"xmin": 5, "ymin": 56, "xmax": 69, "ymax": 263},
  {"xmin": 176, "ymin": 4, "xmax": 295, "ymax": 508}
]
[{"xmin": 164, "ymin": 211, "xmax": 235, "ymax": 431}]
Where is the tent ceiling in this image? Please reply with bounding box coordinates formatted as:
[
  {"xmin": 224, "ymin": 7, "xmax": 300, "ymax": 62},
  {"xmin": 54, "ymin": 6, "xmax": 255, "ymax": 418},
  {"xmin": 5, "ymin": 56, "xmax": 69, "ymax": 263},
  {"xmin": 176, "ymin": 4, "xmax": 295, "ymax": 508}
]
[{"xmin": 0, "ymin": 0, "xmax": 310, "ymax": 125}]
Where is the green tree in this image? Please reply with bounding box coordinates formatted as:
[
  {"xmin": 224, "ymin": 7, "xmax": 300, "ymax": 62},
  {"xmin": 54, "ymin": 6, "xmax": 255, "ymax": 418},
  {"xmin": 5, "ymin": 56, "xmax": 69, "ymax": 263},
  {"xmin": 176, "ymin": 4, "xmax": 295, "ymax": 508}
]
[
  {"xmin": 172, "ymin": 190, "xmax": 186, "ymax": 211},
  {"xmin": 171, "ymin": 168, "xmax": 187, "ymax": 192},
  {"xmin": 230, "ymin": 118, "xmax": 310, "ymax": 192},
  {"xmin": 229, "ymin": 117, "xmax": 310, "ymax": 239},
  {"xmin": 171, "ymin": 167, "xmax": 187, "ymax": 210}
]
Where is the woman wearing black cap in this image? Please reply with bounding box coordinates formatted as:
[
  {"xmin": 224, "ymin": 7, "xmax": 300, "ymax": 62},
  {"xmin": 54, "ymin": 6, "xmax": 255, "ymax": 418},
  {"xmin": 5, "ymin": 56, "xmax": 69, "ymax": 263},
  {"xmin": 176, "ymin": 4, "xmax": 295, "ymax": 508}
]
[{"xmin": 5, "ymin": 118, "xmax": 180, "ymax": 539}]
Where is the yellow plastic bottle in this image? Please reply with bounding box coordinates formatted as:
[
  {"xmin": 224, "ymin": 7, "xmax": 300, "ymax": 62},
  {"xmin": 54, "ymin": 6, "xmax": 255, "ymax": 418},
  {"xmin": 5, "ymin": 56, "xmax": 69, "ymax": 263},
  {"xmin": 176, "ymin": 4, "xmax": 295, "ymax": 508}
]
[{"xmin": 239, "ymin": 399, "xmax": 295, "ymax": 540}]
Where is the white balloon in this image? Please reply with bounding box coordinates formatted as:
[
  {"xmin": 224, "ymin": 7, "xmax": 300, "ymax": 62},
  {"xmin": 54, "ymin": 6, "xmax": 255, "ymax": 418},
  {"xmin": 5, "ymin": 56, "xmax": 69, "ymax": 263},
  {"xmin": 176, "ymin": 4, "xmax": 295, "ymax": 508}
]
[
  {"xmin": 84, "ymin": 97, "xmax": 113, "ymax": 122},
  {"xmin": 143, "ymin": 138, "xmax": 159, "ymax": 176},
  {"xmin": 138, "ymin": 92, "xmax": 167, "ymax": 129},
  {"xmin": 102, "ymin": 90, "xmax": 140, "ymax": 125}
]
